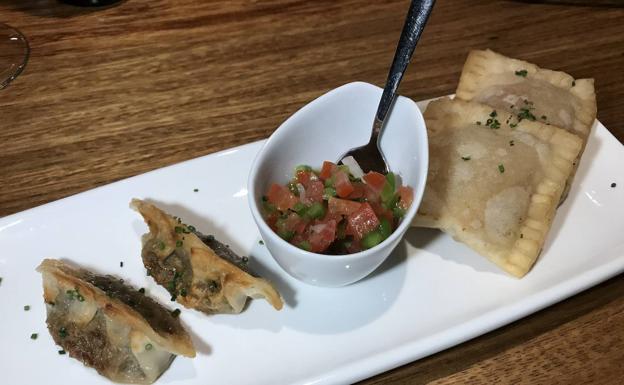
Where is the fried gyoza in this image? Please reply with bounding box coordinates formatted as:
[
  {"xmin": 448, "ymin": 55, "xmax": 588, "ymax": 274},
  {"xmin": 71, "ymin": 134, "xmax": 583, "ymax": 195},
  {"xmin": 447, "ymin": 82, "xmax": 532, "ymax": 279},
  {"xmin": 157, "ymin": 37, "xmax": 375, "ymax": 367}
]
[
  {"xmin": 131, "ymin": 199, "xmax": 283, "ymax": 314},
  {"xmin": 37, "ymin": 259, "xmax": 195, "ymax": 384}
]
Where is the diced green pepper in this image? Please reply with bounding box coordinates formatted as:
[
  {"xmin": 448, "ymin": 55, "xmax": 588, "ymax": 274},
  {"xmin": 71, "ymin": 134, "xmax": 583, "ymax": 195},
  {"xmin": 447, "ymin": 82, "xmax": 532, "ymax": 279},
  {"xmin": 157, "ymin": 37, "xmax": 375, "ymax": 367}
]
[
  {"xmin": 295, "ymin": 165, "xmax": 312, "ymax": 173},
  {"xmin": 323, "ymin": 187, "xmax": 336, "ymax": 200},
  {"xmin": 304, "ymin": 202, "xmax": 325, "ymax": 220},
  {"xmin": 298, "ymin": 240, "xmax": 311, "ymax": 251},
  {"xmin": 293, "ymin": 202, "xmax": 307, "ymax": 216},
  {"xmin": 361, "ymin": 230, "xmax": 384, "ymax": 249},
  {"xmin": 392, "ymin": 206, "xmax": 406, "ymax": 218},
  {"xmin": 287, "ymin": 181, "xmax": 299, "ymax": 196},
  {"xmin": 386, "ymin": 172, "xmax": 396, "ymax": 191},
  {"xmin": 277, "ymin": 230, "xmax": 295, "ymax": 241},
  {"xmin": 378, "ymin": 217, "xmax": 392, "ymax": 239}
]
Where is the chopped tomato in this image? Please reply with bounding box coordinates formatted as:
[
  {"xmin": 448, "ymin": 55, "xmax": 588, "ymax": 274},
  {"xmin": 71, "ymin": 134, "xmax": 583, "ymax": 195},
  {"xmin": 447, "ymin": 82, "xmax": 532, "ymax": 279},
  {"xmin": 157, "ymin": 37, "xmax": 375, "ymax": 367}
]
[
  {"xmin": 363, "ymin": 183, "xmax": 380, "ymax": 202},
  {"xmin": 302, "ymin": 180, "xmax": 324, "ymax": 204},
  {"xmin": 397, "ymin": 186, "xmax": 414, "ymax": 210},
  {"xmin": 369, "ymin": 201, "xmax": 394, "ymax": 223},
  {"xmin": 363, "ymin": 171, "xmax": 386, "ymax": 192},
  {"xmin": 328, "ymin": 197, "xmax": 362, "ymax": 217},
  {"xmin": 348, "ymin": 181, "xmax": 365, "ymax": 199},
  {"xmin": 346, "ymin": 202, "xmax": 380, "ymax": 240},
  {"xmin": 333, "ymin": 170, "xmax": 354, "ymax": 198},
  {"xmin": 296, "ymin": 170, "xmax": 312, "ymax": 186},
  {"xmin": 306, "ymin": 219, "xmax": 337, "ymax": 253},
  {"xmin": 262, "ymin": 161, "xmax": 413, "ymax": 254},
  {"xmin": 267, "ymin": 183, "xmax": 298, "ymax": 211},
  {"xmin": 319, "ymin": 161, "xmax": 337, "ymax": 180},
  {"xmin": 285, "ymin": 212, "xmax": 307, "ymax": 234}
]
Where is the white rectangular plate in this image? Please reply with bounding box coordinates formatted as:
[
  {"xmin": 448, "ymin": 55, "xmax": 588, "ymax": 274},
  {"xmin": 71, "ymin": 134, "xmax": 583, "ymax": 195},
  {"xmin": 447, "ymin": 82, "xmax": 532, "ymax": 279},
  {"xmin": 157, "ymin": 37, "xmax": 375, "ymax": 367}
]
[{"xmin": 1, "ymin": 99, "xmax": 623, "ymax": 385}]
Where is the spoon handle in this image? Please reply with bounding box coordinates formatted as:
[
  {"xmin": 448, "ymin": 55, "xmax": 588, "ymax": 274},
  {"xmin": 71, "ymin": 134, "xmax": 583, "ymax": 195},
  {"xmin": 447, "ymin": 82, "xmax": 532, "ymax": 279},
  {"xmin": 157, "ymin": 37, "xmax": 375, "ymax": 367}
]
[{"xmin": 374, "ymin": 0, "xmax": 435, "ymax": 131}]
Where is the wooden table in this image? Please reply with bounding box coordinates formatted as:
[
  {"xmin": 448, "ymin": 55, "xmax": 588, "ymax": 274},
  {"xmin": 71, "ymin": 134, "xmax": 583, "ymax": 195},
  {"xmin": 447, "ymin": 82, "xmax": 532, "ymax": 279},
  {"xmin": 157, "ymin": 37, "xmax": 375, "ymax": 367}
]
[{"xmin": 1, "ymin": 0, "xmax": 623, "ymax": 383}]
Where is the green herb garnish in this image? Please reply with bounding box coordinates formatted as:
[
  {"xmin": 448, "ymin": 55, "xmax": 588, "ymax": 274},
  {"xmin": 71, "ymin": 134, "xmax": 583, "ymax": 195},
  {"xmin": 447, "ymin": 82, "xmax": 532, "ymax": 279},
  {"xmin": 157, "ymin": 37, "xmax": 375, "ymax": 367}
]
[
  {"xmin": 193, "ymin": 188, "xmax": 199, "ymax": 192},
  {"xmin": 157, "ymin": 241, "xmax": 165, "ymax": 251},
  {"xmin": 145, "ymin": 343, "xmax": 153, "ymax": 351},
  {"xmin": 171, "ymin": 309, "xmax": 181, "ymax": 318},
  {"xmin": 58, "ymin": 350, "xmax": 66, "ymax": 355},
  {"xmin": 515, "ymin": 69, "xmax": 528, "ymax": 77},
  {"xmin": 24, "ymin": 305, "xmax": 30, "ymax": 311},
  {"xmin": 175, "ymin": 240, "xmax": 183, "ymax": 248},
  {"xmin": 139, "ymin": 288, "xmax": 145, "ymax": 294},
  {"xmin": 120, "ymin": 261, "xmax": 124, "ymax": 268},
  {"xmin": 517, "ymin": 108, "xmax": 536, "ymax": 122},
  {"xmin": 498, "ymin": 164, "xmax": 505, "ymax": 173},
  {"xmin": 258, "ymin": 240, "xmax": 264, "ymax": 245},
  {"xmin": 66, "ymin": 289, "xmax": 85, "ymax": 302},
  {"xmin": 298, "ymin": 240, "xmax": 311, "ymax": 251},
  {"xmin": 509, "ymin": 140, "xmax": 515, "ymax": 146},
  {"xmin": 461, "ymin": 156, "xmax": 471, "ymax": 161},
  {"xmin": 174, "ymin": 226, "xmax": 184, "ymax": 234},
  {"xmin": 30, "ymin": 333, "xmax": 38, "ymax": 340},
  {"xmin": 476, "ymin": 121, "xmax": 482, "ymax": 125},
  {"xmin": 490, "ymin": 110, "xmax": 498, "ymax": 118},
  {"xmin": 59, "ymin": 327, "xmax": 68, "ymax": 338}
]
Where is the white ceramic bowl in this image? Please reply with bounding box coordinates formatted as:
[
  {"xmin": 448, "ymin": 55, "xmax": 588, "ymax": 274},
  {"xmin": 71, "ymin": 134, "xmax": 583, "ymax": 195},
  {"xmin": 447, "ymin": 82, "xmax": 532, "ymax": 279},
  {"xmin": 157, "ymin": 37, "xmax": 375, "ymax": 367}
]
[{"xmin": 248, "ymin": 82, "xmax": 428, "ymax": 287}]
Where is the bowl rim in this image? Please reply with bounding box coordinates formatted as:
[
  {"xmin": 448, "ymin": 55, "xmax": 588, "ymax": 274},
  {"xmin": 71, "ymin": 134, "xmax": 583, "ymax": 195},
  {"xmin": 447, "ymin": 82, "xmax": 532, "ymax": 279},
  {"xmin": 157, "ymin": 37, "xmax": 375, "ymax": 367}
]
[{"xmin": 247, "ymin": 81, "xmax": 428, "ymax": 263}]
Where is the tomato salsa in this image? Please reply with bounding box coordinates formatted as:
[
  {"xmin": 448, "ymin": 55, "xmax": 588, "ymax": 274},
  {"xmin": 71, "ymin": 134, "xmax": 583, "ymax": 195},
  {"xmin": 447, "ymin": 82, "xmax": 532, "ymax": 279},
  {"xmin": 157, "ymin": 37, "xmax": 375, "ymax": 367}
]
[{"xmin": 261, "ymin": 161, "xmax": 413, "ymax": 254}]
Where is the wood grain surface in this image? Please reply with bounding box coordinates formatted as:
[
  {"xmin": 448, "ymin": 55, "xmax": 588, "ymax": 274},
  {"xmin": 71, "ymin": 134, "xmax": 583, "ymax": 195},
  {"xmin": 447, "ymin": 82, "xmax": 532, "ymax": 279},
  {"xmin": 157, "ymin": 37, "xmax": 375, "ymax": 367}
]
[{"xmin": 1, "ymin": 0, "xmax": 623, "ymax": 383}]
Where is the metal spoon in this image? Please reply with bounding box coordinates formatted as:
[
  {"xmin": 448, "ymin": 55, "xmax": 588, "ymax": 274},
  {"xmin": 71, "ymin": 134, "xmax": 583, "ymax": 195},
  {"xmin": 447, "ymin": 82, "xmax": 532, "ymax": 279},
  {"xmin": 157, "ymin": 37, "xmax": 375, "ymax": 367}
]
[{"xmin": 339, "ymin": 0, "xmax": 435, "ymax": 173}]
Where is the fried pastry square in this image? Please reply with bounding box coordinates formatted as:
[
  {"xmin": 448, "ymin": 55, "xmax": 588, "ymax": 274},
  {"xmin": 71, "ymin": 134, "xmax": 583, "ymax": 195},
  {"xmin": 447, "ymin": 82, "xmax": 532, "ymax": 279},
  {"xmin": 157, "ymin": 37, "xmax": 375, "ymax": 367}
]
[
  {"xmin": 455, "ymin": 49, "xmax": 596, "ymax": 199},
  {"xmin": 413, "ymin": 98, "xmax": 582, "ymax": 277}
]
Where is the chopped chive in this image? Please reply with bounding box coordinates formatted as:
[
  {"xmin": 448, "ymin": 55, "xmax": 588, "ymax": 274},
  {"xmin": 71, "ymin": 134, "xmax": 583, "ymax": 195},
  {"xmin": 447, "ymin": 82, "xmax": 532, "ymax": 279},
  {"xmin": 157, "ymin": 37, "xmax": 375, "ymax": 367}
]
[
  {"xmin": 193, "ymin": 188, "xmax": 199, "ymax": 192},
  {"xmin": 258, "ymin": 240, "xmax": 264, "ymax": 245},
  {"xmin": 59, "ymin": 327, "xmax": 68, "ymax": 338},
  {"xmin": 174, "ymin": 226, "xmax": 183, "ymax": 234},
  {"xmin": 476, "ymin": 121, "xmax": 482, "ymax": 125},
  {"xmin": 138, "ymin": 288, "xmax": 145, "ymax": 294},
  {"xmin": 58, "ymin": 350, "xmax": 66, "ymax": 355},
  {"xmin": 171, "ymin": 309, "xmax": 181, "ymax": 318},
  {"xmin": 24, "ymin": 305, "xmax": 30, "ymax": 311},
  {"xmin": 176, "ymin": 240, "xmax": 183, "ymax": 248},
  {"xmin": 145, "ymin": 343, "xmax": 153, "ymax": 351},
  {"xmin": 461, "ymin": 156, "xmax": 471, "ymax": 161},
  {"xmin": 157, "ymin": 241, "xmax": 165, "ymax": 251},
  {"xmin": 187, "ymin": 225, "xmax": 196, "ymax": 232},
  {"xmin": 489, "ymin": 110, "xmax": 497, "ymax": 117},
  {"xmin": 611, "ymin": 182, "xmax": 617, "ymax": 188},
  {"xmin": 515, "ymin": 69, "xmax": 528, "ymax": 77},
  {"xmin": 498, "ymin": 164, "xmax": 505, "ymax": 173},
  {"xmin": 30, "ymin": 333, "xmax": 38, "ymax": 340},
  {"xmin": 120, "ymin": 261, "xmax": 124, "ymax": 268},
  {"xmin": 509, "ymin": 140, "xmax": 515, "ymax": 146},
  {"xmin": 541, "ymin": 115, "xmax": 547, "ymax": 120},
  {"xmin": 0, "ymin": 277, "xmax": 3, "ymax": 285}
]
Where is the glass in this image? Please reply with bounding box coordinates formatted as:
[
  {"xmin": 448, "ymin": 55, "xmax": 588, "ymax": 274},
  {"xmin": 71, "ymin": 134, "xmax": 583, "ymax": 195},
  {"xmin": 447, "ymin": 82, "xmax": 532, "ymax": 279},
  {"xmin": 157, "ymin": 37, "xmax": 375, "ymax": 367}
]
[{"xmin": 0, "ymin": 23, "xmax": 29, "ymax": 90}]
